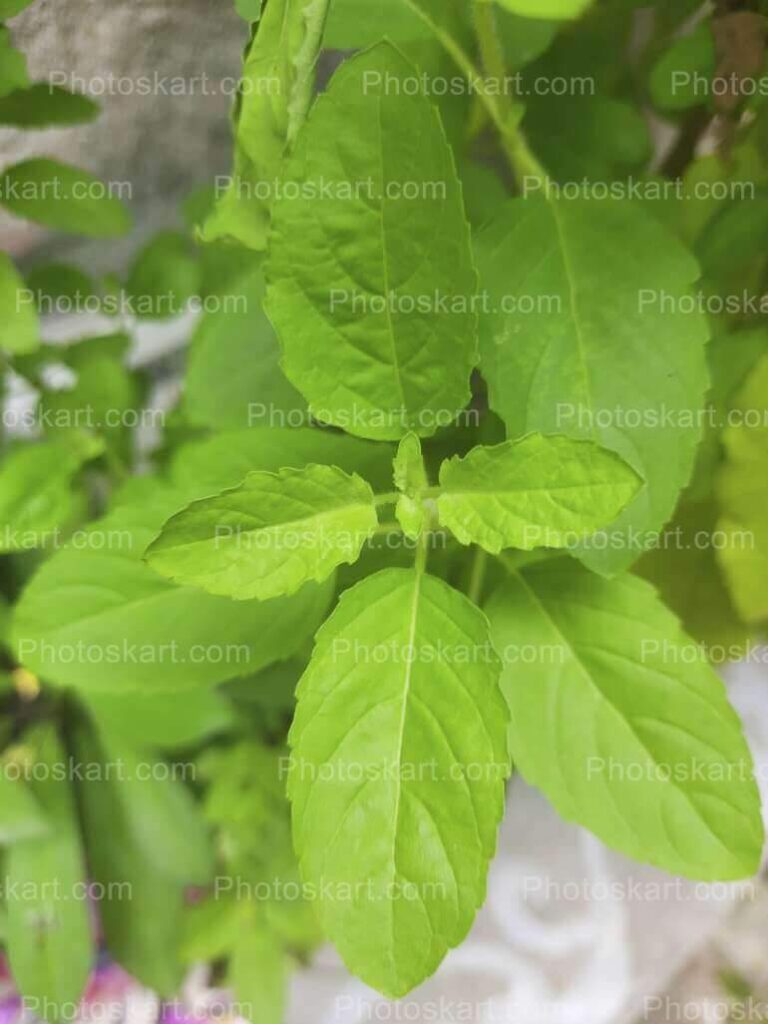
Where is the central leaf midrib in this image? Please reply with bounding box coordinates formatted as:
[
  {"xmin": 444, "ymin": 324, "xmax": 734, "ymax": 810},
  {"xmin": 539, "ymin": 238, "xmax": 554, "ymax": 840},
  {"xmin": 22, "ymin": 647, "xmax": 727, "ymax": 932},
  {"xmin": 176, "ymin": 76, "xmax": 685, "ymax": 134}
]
[
  {"xmin": 386, "ymin": 567, "xmax": 424, "ymax": 975},
  {"xmin": 163, "ymin": 499, "xmax": 374, "ymax": 556},
  {"xmin": 546, "ymin": 198, "xmax": 598, "ymax": 442},
  {"xmin": 375, "ymin": 89, "xmax": 409, "ymax": 416}
]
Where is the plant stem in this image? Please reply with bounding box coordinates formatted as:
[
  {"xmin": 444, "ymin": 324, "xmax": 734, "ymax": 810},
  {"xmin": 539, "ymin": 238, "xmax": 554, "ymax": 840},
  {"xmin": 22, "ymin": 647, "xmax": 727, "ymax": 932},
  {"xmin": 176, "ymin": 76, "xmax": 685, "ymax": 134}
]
[
  {"xmin": 473, "ymin": 1, "xmax": 507, "ymax": 95},
  {"xmin": 467, "ymin": 546, "xmax": 488, "ymax": 605},
  {"xmin": 373, "ymin": 521, "xmax": 404, "ymax": 536},
  {"xmin": 374, "ymin": 492, "xmax": 400, "ymax": 507},
  {"xmin": 470, "ymin": 0, "xmax": 550, "ymax": 190},
  {"xmin": 414, "ymin": 527, "xmax": 429, "ymax": 577}
]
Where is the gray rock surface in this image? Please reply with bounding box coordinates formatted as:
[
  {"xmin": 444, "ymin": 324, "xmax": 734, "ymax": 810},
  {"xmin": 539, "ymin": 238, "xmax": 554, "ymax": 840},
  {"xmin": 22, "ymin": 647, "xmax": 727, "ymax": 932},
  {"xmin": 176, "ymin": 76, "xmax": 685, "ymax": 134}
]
[{"xmin": 1, "ymin": 0, "xmax": 248, "ymax": 262}]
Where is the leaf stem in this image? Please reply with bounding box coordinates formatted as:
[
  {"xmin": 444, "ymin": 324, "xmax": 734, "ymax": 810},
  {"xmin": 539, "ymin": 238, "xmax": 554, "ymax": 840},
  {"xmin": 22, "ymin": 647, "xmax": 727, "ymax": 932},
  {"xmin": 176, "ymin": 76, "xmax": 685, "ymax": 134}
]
[
  {"xmin": 470, "ymin": 0, "xmax": 549, "ymax": 191},
  {"xmin": 373, "ymin": 521, "xmax": 404, "ymax": 536},
  {"xmin": 404, "ymin": 0, "xmax": 548, "ymax": 188},
  {"xmin": 467, "ymin": 546, "xmax": 488, "ymax": 605},
  {"xmin": 374, "ymin": 492, "xmax": 400, "ymax": 507},
  {"xmin": 414, "ymin": 528, "xmax": 429, "ymax": 577}
]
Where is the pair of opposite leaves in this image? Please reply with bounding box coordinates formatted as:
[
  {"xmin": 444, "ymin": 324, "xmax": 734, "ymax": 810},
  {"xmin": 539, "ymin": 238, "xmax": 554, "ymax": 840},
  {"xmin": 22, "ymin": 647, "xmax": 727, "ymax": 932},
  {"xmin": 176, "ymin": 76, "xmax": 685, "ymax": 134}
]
[
  {"xmin": 145, "ymin": 433, "xmax": 762, "ymax": 996},
  {"xmin": 154, "ymin": 33, "xmax": 752, "ymax": 1001}
]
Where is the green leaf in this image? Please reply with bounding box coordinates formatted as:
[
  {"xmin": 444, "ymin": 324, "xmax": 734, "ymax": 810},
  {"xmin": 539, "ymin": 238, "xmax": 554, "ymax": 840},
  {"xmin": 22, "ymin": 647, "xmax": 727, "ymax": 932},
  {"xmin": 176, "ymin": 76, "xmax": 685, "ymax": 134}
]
[
  {"xmin": 265, "ymin": 42, "xmax": 478, "ymax": 441},
  {"xmin": 486, "ymin": 561, "xmax": 763, "ymax": 880},
  {"xmin": 0, "ymin": 0, "xmax": 35, "ymax": 16},
  {"xmin": 649, "ymin": 22, "xmax": 715, "ymax": 112},
  {"xmin": 494, "ymin": 8, "xmax": 557, "ymax": 69},
  {"xmin": 0, "ymin": 769, "xmax": 49, "ymax": 845},
  {"xmin": 11, "ymin": 483, "xmax": 334, "ymax": 691},
  {"xmin": 459, "ymin": 160, "xmax": 508, "ymax": 231},
  {"xmin": 437, "ymin": 434, "xmax": 642, "ymax": 553},
  {"xmin": 6, "ymin": 726, "xmax": 93, "ymax": 1022},
  {"xmin": 90, "ymin": 728, "xmax": 213, "ymax": 885},
  {"xmin": 697, "ymin": 192, "xmax": 768, "ymax": 284},
  {"xmin": 289, "ymin": 568, "xmax": 509, "ymax": 997},
  {"xmin": 636, "ymin": 498, "xmax": 749, "ymax": 652},
  {"xmin": 0, "ymin": 159, "xmax": 132, "ymax": 237},
  {"xmin": 146, "ymin": 464, "xmax": 378, "ymax": 600},
  {"xmin": 229, "ymin": 913, "xmax": 288, "ymax": 1024},
  {"xmin": 393, "ymin": 433, "xmax": 428, "ymax": 539},
  {"xmin": 524, "ymin": 96, "xmax": 650, "ymax": 182},
  {"xmin": 0, "ymin": 27, "xmax": 29, "ymax": 98},
  {"xmin": 717, "ymin": 353, "xmax": 768, "ymax": 622},
  {"xmin": 393, "ymin": 432, "xmax": 428, "ymax": 496},
  {"xmin": 184, "ymin": 266, "xmax": 304, "ymax": 430},
  {"xmin": 687, "ymin": 328, "xmax": 768, "ymax": 502},
  {"xmin": 25, "ymin": 263, "xmax": 97, "ymax": 312},
  {"xmin": 324, "ymin": 0, "xmax": 429, "ymax": 47},
  {"xmin": 0, "ymin": 252, "xmax": 38, "ymax": 354},
  {"xmin": 125, "ymin": 231, "xmax": 200, "ymax": 319},
  {"xmin": 169, "ymin": 426, "xmax": 395, "ymax": 497},
  {"xmin": 38, "ymin": 334, "xmax": 141, "ymax": 463},
  {"xmin": 200, "ymin": 741, "xmax": 321, "ymax": 952},
  {"xmin": 491, "ymin": 0, "xmax": 592, "ymax": 18},
  {"xmin": 476, "ymin": 197, "xmax": 709, "ymax": 574},
  {"xmin": 201, "ymin": 0, "xmax": 330, "ymax": 249},
  {"xmin": 84, "ymin": 688, "xmax": 233, "ymax": 750},
  {"xmin": 0, "ymin": 84, "xmax": 99, "ymax": 126},
  {"xmin": 235, "ymin": 0, "xmax": 263, "ymax": 20},
  {"xmin": 72, "ymin": 721, "xmax": 185, "ymax": 995},
  {"xmin": 0, "ymin": 435, "xmax": 102, "ymax": 553},
  {"xmin": 181, "ymin": 899, "xmax": 240, "ymax": 964}
]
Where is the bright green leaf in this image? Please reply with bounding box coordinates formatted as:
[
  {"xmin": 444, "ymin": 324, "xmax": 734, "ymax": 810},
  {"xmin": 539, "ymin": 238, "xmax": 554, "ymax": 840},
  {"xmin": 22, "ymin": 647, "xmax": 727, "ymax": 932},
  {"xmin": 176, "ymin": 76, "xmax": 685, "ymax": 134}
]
[
  {"xmin": 0, "ymin": 159, "xmax": 132, "ymax": 237},
  {"xmin": 491, "ymin": 0, "xmax": 592, "ymax": 19},
  {"xmin": 0, "ymin": 768, "xmax": 49, "ymax": 845},
  {"xmin": 486, "ymin": 561, "xmax": 763, "ymax": 880},
  {"xmin": 717, "ymin": 353, "xmax": 768, "ymax": 622},
  {"xmin": 437, "ymin": 434, "xmax": 642, "ymax": 553},
  {"xmin": 265, "ymin": 42, "xmax": 479, "ymax": 441},
  {"xmin": 0, "ymin": 435, "xmax": 101, "ymax": 553},
  {"xmin": 393, "ymin": 433, "xmax": 427, "ymax": 539},
  {"xmin": 228, "ymin": 912, "xmax": 287, "ymax": 1024},
  {"xmin": 146, "ymin": 465, "xmax": 378, "ymax": 600},
  {"xmin": 184, "ymin": 266, "xmax": 304, "ymax": 430},
  {"xmin": 393, "ymin": 432, "xmax": 428, "ymax": 496},
  {"xmin": 0, "ymin": 252, "xmax": 38, "ymax": 354},
  {"xmin": 289, "ymin": 567, "xmax": 509, "ymax": 997},
  {"xmin": 324, "ymin": 0, "xmax": 428, "ymax": 47},
  {"xmin": 11, "ymin": 484, "xmax": 333, "ymax": 691},
  {"xmin": 6, "ymin": 726, "xmax": 93, "ymax": 1022},
  {"xmin": 476, "ymin": 197, "xmax": 709, "ymax": 574},
  {"xmin": 201, "ymin": 0, "xmax": 330, "ymax": 249}
]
